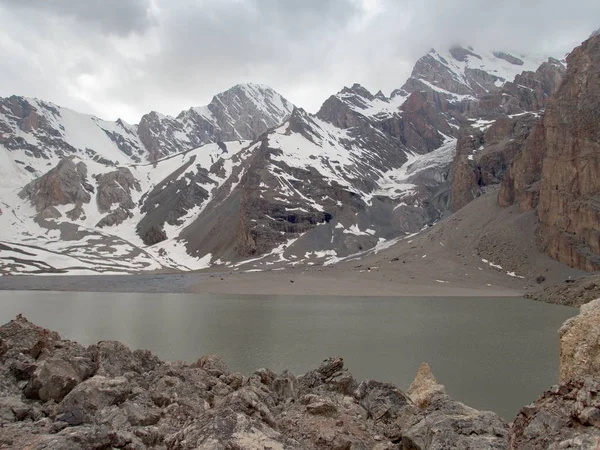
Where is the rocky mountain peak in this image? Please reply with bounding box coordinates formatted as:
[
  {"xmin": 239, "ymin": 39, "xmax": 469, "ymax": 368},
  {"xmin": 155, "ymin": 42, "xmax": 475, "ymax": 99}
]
[
  {"xmin": 339, "ymin": 83, "xmax": 375, "ymax": 101},
  {"xmin": 137, "ymin": 83, "xmax": 294, "ymax": 161}
]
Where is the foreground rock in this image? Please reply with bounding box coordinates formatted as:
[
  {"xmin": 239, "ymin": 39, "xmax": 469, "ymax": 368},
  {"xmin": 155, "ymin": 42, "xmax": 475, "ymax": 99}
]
[
  {"xmin": 0, "ymin": 316, "xmax": 509, "ymax": 449},
  {"xmin": 508, "ymin": 297, "xmax": 600, "ymax": 449},
  {"xmin": 3, "ymin": 311, "xmax": 600, "ymax": 449},
  {"xmin": 559, "ymin": 298, "xmax": 600, "ymax": 382}
]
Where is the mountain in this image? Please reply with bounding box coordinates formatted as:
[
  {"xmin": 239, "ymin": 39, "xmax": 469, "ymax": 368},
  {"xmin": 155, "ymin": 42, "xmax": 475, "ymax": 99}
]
[
  {"xmin": 0, "ymin": 83, "xmax": 293, "ymax": 170},
  {"xmin": 0, "ymin": 44, "xmax": 574, "ymax": 275}
]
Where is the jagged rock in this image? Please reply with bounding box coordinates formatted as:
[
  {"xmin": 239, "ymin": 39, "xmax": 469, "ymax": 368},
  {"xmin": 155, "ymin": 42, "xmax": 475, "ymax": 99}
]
[
  {"xmin": 402, "ymin": 366, "xmax": 508, "ymax": 450},
  {"xmin": 306, "ymin": 398, "xmax": 337, "ymax": 416},
  {"xmin": 24, "ymin": 357, "xmax": 89, "ymax": 402},
  {"xmin": 57, "ymin": 375, "xmax": 131, "ymax": 418},
  {"xmin": 96, "ymin": 206, "xmax": 133, "ymax": 228},
  {"xmin": 90, "ymin": 340, "xmax": 161, "ymax": 378},
  {"xmin": 0, "ymin": 315, "xmax": 60, "ymax": 358},
  {"xmin": 354, "ymin": 379, "xmax": 415, "ymax": 422},
  {"xmin": 19, "ymin": 157, "xmax": 91, "ymax": 214},
  {"xmin": 509, "ymin": 379, "xmax": 600, "ymax": 449},
  {"xmin": 194, "ymin": 354, "xmax": 230, "ymax": 377},
  {"xmin": 95, "ymin": 167, "xmax": 140, "ymax": 213},
  {"xmin": 559, "ymin": 298, "xmax": 600, "ymax": 382},
  {"xmin": 407, "ymin": 362, "xmax": 446, "ymax": 408}
]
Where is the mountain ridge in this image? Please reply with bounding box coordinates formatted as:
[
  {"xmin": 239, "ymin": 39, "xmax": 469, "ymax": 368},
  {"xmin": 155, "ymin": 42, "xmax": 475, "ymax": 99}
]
[{"xmin": 0, "ymin": 42, "xmax": 579, "ymax": 276}]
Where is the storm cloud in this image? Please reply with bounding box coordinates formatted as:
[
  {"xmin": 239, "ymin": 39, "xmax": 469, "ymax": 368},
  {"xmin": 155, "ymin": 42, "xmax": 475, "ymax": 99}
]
[{"xmin": 1, "ymin": 0, "xmax": 598, "ymax": 122}]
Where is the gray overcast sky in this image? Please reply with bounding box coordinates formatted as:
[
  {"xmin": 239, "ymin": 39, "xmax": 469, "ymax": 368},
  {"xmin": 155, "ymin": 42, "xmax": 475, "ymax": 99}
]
[{"xmin": 1, "ymin": 0, "xmax": 598, "ymax": 123}]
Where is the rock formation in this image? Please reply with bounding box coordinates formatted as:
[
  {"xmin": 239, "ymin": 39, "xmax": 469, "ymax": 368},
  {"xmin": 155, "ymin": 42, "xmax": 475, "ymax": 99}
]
[
  {"xmin": 509, "ymin": 298, "xmax": 600, "ymax": 449},
  {"xmin": 19, "ymin": 157, "xmax": 93, "ymax": 220},
  {"xmin": 499, "ymin": 34, "xmax": 600, "ymax": 271},
  {"xmin": 559, "ymin": 298, "xmax": 600, "ymax": 382}
]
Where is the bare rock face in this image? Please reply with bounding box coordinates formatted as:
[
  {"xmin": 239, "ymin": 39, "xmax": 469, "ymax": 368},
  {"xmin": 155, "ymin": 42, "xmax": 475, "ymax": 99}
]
[
  {"xmin": 559, "ymin": 298, "xmax": 600, "ymax": 382},
  {"xmin": 19, "ymin": 157, "xmax": 93, "ymax": 217},
  {"xmin": 451, "ymin": 114, "xmax": 538, "ymax": 211},
  {"xmin": 95, "ymin": 167, "xmax": 140, "ymax": 214},
  {"xmin": 500, "ymin": 35, "xmax": 600, "ymax": 270},
  {"xmin": 537, "ymin": 35, "xmax": 600, "ymax": 271}
]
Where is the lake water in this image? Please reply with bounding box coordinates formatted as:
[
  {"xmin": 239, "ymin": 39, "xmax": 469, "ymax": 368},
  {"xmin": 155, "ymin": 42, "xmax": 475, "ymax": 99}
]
[{"xmin": 0, "ymin": 291, "xmax": 575, "ymax": 419}]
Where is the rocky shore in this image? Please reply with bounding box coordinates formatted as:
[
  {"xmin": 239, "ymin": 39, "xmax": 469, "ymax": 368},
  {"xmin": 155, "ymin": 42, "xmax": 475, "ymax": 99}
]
[{"xmin": 1, "ymin": 301, "xmax": 599, "ymax": 449}]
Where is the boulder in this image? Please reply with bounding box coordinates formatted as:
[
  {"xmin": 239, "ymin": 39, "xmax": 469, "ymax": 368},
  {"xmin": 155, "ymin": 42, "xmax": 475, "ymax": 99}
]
[{"xmin": 559, "ymin": 298, "xmax": 600, "ymax": 382}]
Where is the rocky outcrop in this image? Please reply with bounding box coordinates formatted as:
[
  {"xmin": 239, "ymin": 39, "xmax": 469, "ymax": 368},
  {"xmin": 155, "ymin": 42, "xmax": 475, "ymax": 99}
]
[
  {"xmin": 0, "ymin": 316, "xmax": 512, "ymax": 450},
  {"xmin": 509, "ymin": 378, "xmax": 600, "ymax": 449},
  {"xmin": 499, "ymin": 34, "xmax": 600, "ymax": 271},
  {"xmin": 136, "ymin": 154, "xmax": 219, "ymax": 245},
  {"xmin": 508, "ymin": 295, "xmax": 600, "ymax": 449},
  {"xmin": 537, "ymin": 36, "xmax": 600, "ymax": 271},
  {"xmin": 19, "ymin": 157, "xmax": 93, "ymax": 218},
  {"xmin": 451, "ymin": 114, "xmax": 538, "ymax": 211},
  {"xmin": 559, "ymin": 298, "xmax": 600, "ymax": 382},
  {"xmin": 95, "ymin": 167, "xmax": 141, "ymax": 214}
]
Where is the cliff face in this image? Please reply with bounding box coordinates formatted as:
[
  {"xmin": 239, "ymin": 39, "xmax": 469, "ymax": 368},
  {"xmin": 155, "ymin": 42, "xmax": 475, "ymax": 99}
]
[
  {"xmin": 451, "ymin": 114, "xmax": 538, "ymax": 211},
  {"xmin": 537, "ymin": 35, "xmax": 600, "ymax": 271},
  {"xmin": 499, "ymin": 35, "xmax": 600, "ymax": 271}
]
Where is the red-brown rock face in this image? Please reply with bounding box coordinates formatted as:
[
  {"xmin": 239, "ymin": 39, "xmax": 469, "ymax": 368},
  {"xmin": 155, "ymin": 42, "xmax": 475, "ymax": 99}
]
[
  {"xmin": 499, "ymin": 35, "xmax": 600, "ymax": 271},
  {"xmin": 537, "ymin": 35, "xmax": 600, "ymax": 271}
]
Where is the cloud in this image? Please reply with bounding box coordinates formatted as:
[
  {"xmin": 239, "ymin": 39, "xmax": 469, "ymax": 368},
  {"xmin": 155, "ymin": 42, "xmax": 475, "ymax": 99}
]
[
  {"xmin": 0, "ymin": 0, "xmax": 156, "ymax": 35},
  {"xmin": 0, "ymin": 0, "xmax": 599, "ymax": 123}
]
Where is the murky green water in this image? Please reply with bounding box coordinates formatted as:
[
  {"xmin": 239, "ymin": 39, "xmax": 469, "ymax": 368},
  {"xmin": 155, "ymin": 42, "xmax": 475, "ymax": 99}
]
[{"xmin": 0, "ymin": 291, "xmax": 575, "ymax": 419}]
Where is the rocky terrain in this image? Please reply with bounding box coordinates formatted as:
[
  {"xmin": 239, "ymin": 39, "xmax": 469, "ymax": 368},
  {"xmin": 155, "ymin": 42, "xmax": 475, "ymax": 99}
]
[
  {"xmin": 1, "ymin": 297, "xmax": 599, "ymax": 449},
  {"xmin": 0, "ymin": 43, "xmax": 566, "ymax": 276}
]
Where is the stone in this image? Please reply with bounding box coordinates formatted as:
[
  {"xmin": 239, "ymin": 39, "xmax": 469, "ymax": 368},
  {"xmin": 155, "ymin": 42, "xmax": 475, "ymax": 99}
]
[
  {"xmin": 354, "ymin": 379, "xmax": 415, "ymax": 422},
  {"xmin": 407, "ymin": 362, "xmax": 446, "ymax": 408},
  {"xmin": 195, "ymin": 354, "xmax": 230, "ymax": 377},
  {"xmin": 559, "ymin": 298, "xmax": 600, "ymax": 382},
  {"xmin": 57, "ymin": 376, "xmax": 131, "ymax": 417},
  {"xmin": 25, "ymin": 358, "xmax": 85, "ymax": 402},
  {"xmin": 306, "ymin": 399, "xmax": 337, "ymax": 416},
  {"xmin": 509, "ymin": 378, "xmax": 600, "ymax": 449}
]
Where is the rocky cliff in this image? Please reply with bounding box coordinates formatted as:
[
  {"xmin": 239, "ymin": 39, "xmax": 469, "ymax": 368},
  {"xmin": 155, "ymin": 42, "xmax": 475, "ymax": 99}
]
[{"xmin": 499, "ymin": 34, "xmax": 600, "ymax": 271}]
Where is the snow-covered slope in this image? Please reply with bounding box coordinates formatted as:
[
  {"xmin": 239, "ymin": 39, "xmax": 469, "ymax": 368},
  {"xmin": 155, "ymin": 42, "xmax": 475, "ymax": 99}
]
[{"xmin": 0, "ymin": 140, "xmax": 251, "ymax": 275}]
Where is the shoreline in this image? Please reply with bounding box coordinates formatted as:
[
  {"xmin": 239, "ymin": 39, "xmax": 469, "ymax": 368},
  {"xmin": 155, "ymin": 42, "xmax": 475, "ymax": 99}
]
[{"xmin": 0, "ymin": 268, "xmax": 524, "ymax": 297}]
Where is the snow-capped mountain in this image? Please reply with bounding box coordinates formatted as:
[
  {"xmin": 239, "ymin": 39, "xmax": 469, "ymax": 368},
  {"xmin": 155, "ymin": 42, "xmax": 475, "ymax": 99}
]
[{"xmin": 0, "ymin": 46, "xmax": 564, "ymax": 275}]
